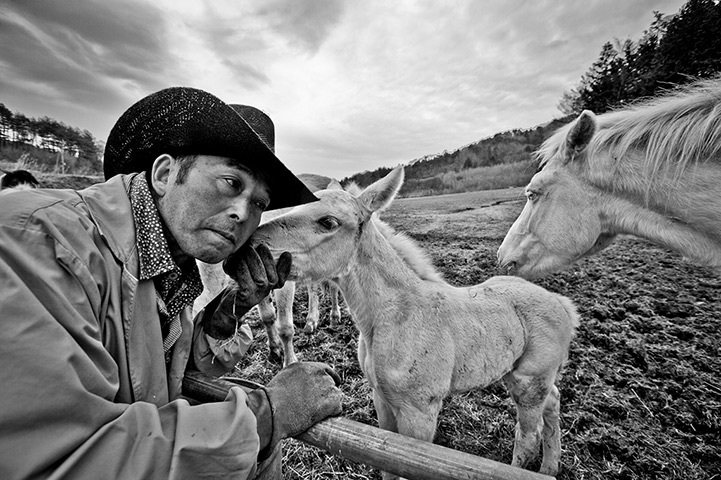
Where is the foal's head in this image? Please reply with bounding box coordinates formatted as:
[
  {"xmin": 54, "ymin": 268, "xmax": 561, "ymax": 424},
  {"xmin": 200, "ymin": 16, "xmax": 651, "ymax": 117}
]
[{"xmin": 252, "ymin": 166, "xmax": 405, "ymax": 283}]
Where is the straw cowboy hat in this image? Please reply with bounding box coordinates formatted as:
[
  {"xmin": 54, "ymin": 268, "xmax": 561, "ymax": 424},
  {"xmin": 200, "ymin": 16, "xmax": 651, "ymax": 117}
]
[{"xmin": 103, "ymin": 87, "xmax": 316, "ymax": 210}]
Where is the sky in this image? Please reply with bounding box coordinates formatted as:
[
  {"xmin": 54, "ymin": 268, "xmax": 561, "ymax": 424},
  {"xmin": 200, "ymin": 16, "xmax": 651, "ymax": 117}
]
[{"xmin": 0, "ymin": 0, "xmax": 688, "ymax": 180}]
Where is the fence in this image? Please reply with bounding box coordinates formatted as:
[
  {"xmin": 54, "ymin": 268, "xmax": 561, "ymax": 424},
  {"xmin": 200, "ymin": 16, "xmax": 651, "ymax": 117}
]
[{"xmin": 183, "ymin": 371, "xmax": 554, "ymax": 480}]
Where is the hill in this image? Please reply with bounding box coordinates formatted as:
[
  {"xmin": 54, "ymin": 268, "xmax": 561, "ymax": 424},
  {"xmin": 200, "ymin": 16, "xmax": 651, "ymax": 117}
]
[{"xmin": 342, "ymin": 116, "xmax": 573, "ymax": 197}]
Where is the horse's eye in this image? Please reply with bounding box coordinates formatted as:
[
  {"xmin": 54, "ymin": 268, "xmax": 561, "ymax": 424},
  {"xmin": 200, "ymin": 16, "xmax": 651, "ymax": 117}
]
[
  {"xmin": 527, "ymin": 191, "xmax": 539, "ymax": 202},
  {"xmin": 318, "ymin": 216, "xmax": 340, "ymax": 230}
]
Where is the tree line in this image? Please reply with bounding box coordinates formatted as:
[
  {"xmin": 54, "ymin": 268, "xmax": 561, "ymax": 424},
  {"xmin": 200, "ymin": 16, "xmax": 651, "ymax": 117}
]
[
  {"xmin": 559, "ymin": 0, "xmax": 721, "ymax": 115},
  {"xmin": 343, "ymin": 0, "xmax": 721, "ymax": 196},
  {"xmin": 0, "ymin": 102, "xmax": 102, "ymax": 175}
]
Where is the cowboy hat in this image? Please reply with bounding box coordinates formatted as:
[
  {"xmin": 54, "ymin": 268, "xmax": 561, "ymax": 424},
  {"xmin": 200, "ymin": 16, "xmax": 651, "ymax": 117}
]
[{"xmin": 103, "ymin": 87, "xmax": 316, "ymax": 210}]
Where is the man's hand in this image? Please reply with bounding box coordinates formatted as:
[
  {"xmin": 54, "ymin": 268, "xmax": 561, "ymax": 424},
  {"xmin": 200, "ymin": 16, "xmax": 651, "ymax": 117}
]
[
  {"xmin": 255, "ymin": 362, "xmax": 343, "ymax": 452},
  {"xmin": 223, "ymin": 243, "xmax": 292, "ymax": 309}
]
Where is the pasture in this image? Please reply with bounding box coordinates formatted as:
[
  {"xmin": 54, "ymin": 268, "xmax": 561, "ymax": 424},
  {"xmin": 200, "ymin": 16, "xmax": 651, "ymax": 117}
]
[{"xmin": 234, "ymin": 187, "xmax": 720, "ymax": 479}]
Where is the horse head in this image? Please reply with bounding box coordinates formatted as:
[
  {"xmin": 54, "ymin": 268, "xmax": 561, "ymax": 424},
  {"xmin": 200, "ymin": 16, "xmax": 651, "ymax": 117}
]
[
  {"xmin": 497, "ymin": 111, "xmax": 616, "ymax": 278},
  {"xmin": 251, "ymin": 166, "xmax": 404, "ymax": 284}
]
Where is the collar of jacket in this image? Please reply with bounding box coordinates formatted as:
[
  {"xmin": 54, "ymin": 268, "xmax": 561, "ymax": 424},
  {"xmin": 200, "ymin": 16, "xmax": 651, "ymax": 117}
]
[{"xmin": 76, "ymin": 174, "xmax": 140, "ymax": 272}]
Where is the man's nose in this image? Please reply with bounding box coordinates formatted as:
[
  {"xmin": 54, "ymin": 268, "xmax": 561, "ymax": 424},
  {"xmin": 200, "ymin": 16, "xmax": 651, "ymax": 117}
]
[{"xmin": 228, "ymin": 198, "xmax": 251, "ymax": 223}]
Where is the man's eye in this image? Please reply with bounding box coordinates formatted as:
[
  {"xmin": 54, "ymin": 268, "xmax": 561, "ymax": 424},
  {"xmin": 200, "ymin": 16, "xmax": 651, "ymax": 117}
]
[
  {"xmin": 224, "ymin": 178, "xmax": 242, "ymax": 190},
  {"xmin": 254, "ymin": 200, "xmax": 269, "ymax": 211}
]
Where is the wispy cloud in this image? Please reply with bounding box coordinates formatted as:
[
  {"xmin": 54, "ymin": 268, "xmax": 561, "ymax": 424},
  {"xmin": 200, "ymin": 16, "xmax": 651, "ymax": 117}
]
[{"xmin": 0, "ymin": 0, "xmax": 687, "ymax": 178}]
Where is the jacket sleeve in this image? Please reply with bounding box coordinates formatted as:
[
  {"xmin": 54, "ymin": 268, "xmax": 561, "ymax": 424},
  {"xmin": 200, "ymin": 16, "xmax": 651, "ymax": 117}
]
[{"xmin": 0, "ymin": 223, "xmax": 261, "ymax": 480}]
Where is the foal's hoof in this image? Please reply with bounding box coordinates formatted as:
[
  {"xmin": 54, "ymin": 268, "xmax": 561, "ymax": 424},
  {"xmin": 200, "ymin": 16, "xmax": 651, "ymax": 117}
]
[{"xmin": 304, "ymin": 323, "xmax": 317, "ymax": 334}]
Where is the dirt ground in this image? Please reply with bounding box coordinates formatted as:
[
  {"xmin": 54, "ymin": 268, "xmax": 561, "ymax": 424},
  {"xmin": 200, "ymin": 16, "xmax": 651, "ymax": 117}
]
[{"xmin": 236, "ymin": 187, "xmax": 720, "ymax": 479}]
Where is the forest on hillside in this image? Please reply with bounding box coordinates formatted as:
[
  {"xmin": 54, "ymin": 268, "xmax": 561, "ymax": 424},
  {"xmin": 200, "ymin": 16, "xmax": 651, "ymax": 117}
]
[
  {"xmin": 0, "ymin": 103, "xmax": 103, "ymax": 175},
  {"xmin": 343, "ymin": 0, "xmax": 721, "ymax": 197}
]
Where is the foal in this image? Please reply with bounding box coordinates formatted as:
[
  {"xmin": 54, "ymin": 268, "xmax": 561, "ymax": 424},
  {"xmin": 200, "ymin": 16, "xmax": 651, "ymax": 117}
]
[{"xmin": 252, "ymin": 166, "xmax": 579, "ymax": 477}]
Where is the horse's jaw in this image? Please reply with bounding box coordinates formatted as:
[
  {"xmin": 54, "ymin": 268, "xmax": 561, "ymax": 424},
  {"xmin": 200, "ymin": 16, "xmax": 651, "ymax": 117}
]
[{"xmin": 499, "ymin": 229, "xmax": 617, "ymax": 279}]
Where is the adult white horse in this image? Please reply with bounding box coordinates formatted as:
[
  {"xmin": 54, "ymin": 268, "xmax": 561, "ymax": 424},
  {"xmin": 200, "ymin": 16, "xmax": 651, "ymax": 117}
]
[
  {"xmin": 251, "ymin": 166, "xmax": 578, "ymax": 478},
  {"xmin": 498, "ymin": 77, "xmax": 721, "ymax": 279}
]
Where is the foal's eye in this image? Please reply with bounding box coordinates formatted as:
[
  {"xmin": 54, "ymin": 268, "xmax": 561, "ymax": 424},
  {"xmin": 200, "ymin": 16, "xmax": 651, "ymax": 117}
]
[
  {"xmin": 527, "ymin": 191, "xmax": 540, "ymax": 203},
  {"xmin": 318, "ymin": 216, "xmax": 340, "ymax": 230}
]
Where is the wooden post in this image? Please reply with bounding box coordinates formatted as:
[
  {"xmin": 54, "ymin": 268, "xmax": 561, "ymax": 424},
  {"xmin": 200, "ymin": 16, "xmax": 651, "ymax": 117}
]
[{"xmin": 182, "ymin": 371, "xmax": 555, "ymax": 480}]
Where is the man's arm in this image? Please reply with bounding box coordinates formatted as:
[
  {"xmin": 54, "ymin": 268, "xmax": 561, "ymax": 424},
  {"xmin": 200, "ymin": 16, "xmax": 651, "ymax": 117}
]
[{"xmin": 0, "ymin": 223, "xmax": 262, "ymax": 480}]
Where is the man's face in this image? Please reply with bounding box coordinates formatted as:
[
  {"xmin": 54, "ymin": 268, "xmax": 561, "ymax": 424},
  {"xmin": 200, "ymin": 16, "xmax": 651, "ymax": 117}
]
[{"xmin": 153, "ymin": 154, "xmax": 271, "ymax": 264}]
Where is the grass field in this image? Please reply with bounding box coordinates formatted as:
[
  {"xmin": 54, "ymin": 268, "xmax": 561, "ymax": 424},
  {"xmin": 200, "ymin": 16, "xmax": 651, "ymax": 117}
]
[
  {"xmin": 234, "ymin": 187, "xmax": 720, "ymax": 479},
  {"xmin": 14, "ymin": 174, "xmax": 718, "ymax": 478}
]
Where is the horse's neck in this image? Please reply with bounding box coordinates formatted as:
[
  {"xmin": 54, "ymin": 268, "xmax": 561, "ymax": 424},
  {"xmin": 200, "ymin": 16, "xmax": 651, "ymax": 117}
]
[
  {"xmin": 596, "ymin": 174, "xmax": 721, "ymax": 272},
  {"xmin": 336, "ymin": 221, "xmax": 435, "ymax": 335},
  {"xmin": 375, "ymin": 219, "xmax": 444, "ymax": 282}
]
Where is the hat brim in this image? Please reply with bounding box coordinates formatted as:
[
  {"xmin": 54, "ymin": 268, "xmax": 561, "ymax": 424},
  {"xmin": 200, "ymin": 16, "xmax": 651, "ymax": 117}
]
[
  {"xmin": 104, "ymin": 87, "xmax": 317, "ymax": 211},
  {"xmin": 226, "ymin": 107, "xmax": 318, "ymax": 211},
  {"xmin": 165, "ymin": 104, "xmax": 318, "ymax": 211}
]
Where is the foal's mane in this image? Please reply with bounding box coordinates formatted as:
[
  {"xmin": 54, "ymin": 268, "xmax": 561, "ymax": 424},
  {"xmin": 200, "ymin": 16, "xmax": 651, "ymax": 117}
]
[
  {"xmin": 539, "ymin": 77, "xmax": 721, "ymax": 178},
  {"xmin": 372, "ymin": 216, "xmax": 445, "ymax": 283},
  {"xmin": 342, "ymin": 181, "xmax": 444, "ymax": 282}
]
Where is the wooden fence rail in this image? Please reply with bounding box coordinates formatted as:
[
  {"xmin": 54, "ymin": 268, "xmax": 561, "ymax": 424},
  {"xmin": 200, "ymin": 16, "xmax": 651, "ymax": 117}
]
[{"xmin": 183, "ymin": 371, "xmax": 554, "ymax": 480}]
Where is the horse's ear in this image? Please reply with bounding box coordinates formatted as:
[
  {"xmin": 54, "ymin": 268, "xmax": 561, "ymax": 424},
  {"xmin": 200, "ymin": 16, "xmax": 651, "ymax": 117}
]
[
  {"xmin": 565, "ymin": 110, "xmax": 596, "ymax": 161},
  {"xmin": 326, "ymin": 179, "xmax": 343, "ymax": 190},
  {"xmin": 358, "ymin": 166, "xmax": 404, "ymax": 214}
]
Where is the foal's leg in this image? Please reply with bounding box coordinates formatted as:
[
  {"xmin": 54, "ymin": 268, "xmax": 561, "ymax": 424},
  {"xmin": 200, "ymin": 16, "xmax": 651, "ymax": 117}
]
[
  {"xmin": 373, "ymin": 393, "xmax": 399, "ymax": 480},
  {"xmin": 275, "ymin": 282, "xmax": 299, "ymax": 367},
  {"xmin": 503, "ymin": 372, "xmax": 552, "ymax": 471},
  {"xmin": 373, "ymin": 389, "xmax": 442, "ymax": 480},
  {"xmin": 540, "ymin": 384, "xmax": 562, "ymax": 476},
  {"xmin": 303, "ymin": 283, "xmax": 321, "ymax": 334},
  {"xmin": 255, "ymin": 294, "xmax": 282, "ymax": 364},
  {"xmin": 386, "ymin": 400, "xmax": 442, "ymax": 480},
  {"xmin": 394, "ymin": 401, "xmax": 441, "ymax": 443},
  {"xmin": 328, "ymin": 282, "xmax": 342, "ymax": 327},
  {"xmin": 373, "ymin": 389, "xmax": 398, "ymax": 434}
]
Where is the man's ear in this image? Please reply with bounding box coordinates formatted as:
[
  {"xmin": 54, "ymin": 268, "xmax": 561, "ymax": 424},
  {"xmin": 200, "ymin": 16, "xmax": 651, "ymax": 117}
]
[{"xmin": 149, "ymin": 154, "xmax": 174, "ymax": 197}]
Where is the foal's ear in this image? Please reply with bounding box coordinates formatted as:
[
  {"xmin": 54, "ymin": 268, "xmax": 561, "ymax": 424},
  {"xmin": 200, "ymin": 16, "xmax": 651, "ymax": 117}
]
[
  {"xmin": 326, "ymin": 179, "xmax": 343, "ymax": 190},
  {"xmin": 358, "ymin": 166, "xmax": 404, "ymax": 214},
  {"xmin": 564, "ymin": 110, "xmax": 596, "ymax": 161}
]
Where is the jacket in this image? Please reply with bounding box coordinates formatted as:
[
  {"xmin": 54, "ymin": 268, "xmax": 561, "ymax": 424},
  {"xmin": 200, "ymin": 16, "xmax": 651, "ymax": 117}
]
[{"xmin": 0, "ymin": 175, "xmax": 261, "ymax": 479}]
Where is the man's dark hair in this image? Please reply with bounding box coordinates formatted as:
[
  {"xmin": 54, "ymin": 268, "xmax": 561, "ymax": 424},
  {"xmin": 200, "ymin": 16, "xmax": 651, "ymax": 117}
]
[{"xmin": 1, "ymin": 170, "xmax": 40, "ymax": 189}]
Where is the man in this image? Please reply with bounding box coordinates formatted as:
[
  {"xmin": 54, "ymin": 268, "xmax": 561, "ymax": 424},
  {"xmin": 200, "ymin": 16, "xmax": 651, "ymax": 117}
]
[{"xmin": 0, "ymin": 87, "xmax": 343, "ymax": 479}]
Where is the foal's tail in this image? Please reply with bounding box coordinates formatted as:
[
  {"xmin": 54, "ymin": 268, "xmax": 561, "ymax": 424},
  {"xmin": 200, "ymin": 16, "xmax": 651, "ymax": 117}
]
[
  {"xmin": 553, "ymin": 294, "xmax": 580, "ymax": 379},
  {"xmin": 556, "ymin": 294, "xmax": 581, "ymax": 332}
]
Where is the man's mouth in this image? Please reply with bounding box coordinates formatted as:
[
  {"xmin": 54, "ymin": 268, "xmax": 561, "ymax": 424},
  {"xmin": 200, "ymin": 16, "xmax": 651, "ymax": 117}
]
[{"xmin": 209, "ymin": 228, "xmax": 236, "ymax": 245}]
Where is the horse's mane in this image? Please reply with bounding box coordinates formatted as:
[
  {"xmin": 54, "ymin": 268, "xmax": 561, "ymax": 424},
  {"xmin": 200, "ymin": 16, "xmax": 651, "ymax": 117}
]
[{"xmin": 539, "ymin": 77, "xmax": 721, "ymax": 178}]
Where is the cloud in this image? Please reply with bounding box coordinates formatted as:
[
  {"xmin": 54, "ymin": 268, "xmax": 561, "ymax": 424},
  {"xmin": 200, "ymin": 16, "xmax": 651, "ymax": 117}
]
[
  {"xmin": 0, "ymin": 0, "xmax": 182, "ymax": 136},
  {"xmin": 0, "ymin": 0, "xmax": 689, "ymax": 179}
]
